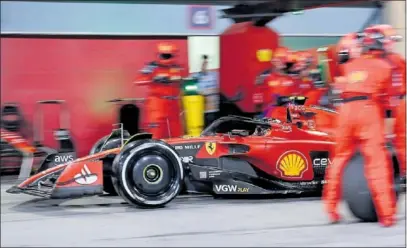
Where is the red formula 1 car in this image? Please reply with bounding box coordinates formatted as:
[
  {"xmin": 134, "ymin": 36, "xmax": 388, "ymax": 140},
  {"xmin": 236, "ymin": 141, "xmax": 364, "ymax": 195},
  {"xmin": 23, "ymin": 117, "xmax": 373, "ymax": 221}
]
[{"xmin": 7, "ymin": 107, "xmax": 403, "ymax": 222}]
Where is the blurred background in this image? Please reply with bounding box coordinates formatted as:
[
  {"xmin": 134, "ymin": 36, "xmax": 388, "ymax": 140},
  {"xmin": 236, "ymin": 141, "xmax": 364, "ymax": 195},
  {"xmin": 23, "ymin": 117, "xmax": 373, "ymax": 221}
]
[{"xmin": 0, "ymin": 0, "xmax": 405, "ymax": 160}]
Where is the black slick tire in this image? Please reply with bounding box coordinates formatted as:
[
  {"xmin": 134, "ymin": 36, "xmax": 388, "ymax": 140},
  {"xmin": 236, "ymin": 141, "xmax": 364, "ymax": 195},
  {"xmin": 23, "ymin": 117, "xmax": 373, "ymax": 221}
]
[{"xmin": 111, "ymin": 139, "xmax": 184, "ymax": 208}]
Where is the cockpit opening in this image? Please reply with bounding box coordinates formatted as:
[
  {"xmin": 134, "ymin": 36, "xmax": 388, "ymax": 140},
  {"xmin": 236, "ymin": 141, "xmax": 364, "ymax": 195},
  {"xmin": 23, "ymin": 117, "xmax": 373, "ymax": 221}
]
[{"xmin": 201, "ymin": 116, "xmax": 275, "ymax": 137}]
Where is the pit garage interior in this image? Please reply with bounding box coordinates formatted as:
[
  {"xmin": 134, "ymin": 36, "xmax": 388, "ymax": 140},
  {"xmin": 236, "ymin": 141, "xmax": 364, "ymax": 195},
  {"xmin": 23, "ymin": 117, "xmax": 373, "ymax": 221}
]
[{"xmin": 1, "ymin": 0, "xmax": 406, "ymax": 247}]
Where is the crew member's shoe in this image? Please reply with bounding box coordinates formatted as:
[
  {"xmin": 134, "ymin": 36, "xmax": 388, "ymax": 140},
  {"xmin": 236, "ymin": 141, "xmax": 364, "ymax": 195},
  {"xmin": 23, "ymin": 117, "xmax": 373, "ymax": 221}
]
[
  {"xmin": 380, "ymin": 216, "xmax": 396, "ymax": 227},
  {"xmin": 328, "ymin": 212, "xmax": 341, "ymax": 224}
]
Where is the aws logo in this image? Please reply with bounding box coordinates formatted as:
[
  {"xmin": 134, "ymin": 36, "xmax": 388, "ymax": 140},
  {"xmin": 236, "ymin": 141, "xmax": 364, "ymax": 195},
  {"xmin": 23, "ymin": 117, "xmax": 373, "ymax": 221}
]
[
  {"xmin": 277, "ymin": 150, "xmax": 308, "ymax": 177},
  {"xmin": 54, "ymin": 154, "xmax": 75, "ymax": 165}
]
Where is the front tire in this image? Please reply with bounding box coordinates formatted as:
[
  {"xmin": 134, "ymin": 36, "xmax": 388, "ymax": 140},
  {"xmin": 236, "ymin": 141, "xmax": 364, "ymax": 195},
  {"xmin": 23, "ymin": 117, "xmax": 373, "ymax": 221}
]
[{"xmin": 112, "ymin": 139, "xmax": 184, "ymax": 208}]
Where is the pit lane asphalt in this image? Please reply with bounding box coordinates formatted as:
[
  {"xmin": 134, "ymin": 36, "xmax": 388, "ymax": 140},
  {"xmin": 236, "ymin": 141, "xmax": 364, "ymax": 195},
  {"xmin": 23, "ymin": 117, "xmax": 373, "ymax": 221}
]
[{"xmin": 1, "ymin": 179, "xmax": 405, "ymax": 247}]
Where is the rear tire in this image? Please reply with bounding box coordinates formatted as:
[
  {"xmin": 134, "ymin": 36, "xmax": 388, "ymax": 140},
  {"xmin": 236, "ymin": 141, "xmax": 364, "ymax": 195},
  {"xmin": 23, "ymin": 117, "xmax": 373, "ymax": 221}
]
[
  {"xmin": 111, "ymin": 139, "xmax": 184, "ymax": 208},
  {"xmin": 343, "ymin": 152, "xmax": 399, "ymax": 222}
]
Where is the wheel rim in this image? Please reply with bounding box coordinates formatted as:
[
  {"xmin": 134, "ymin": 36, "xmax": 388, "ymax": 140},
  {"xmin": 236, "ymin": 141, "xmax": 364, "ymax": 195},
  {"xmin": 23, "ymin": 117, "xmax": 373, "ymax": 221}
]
[
  {"xmin": 128, "ymin": 152, "xmax": 174, "ymax": 195},
  {"xmin": 142, "ymin": 164, "xmax": 163, "ymax": 184}
]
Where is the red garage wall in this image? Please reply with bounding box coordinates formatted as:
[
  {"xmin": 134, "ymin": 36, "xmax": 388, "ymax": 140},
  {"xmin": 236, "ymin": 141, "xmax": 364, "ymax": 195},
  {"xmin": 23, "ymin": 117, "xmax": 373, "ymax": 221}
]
[{"xmin": 1, "ymin": 37, "xmax": 188, "ymax": 156}]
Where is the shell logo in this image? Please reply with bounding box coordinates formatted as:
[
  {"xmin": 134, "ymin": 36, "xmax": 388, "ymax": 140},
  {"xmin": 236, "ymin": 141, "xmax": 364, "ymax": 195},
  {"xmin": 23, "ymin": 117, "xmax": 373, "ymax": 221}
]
[
  {"xmin": 256, "ymin": 49, "xmax": 273, "ymax": 62},
  {"xmin": 277, "ymin": 150, "xmax": 308, "ymax": 177},
  {"xmin": 268, "ymin": 80, "xmax": 279, "ymax": 86},
  {"xmin": 348, "ymin": 71, "xmax": 367, "ymax": 84}
]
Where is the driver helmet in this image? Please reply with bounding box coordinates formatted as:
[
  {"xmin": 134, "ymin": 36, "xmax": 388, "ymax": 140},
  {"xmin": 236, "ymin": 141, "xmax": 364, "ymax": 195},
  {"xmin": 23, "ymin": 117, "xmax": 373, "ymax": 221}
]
[
  {"xmin": 362, "ymin": 24, "xmax": 402, "ymax": 55},
  {"xmin": 157, "ymin": 42, "xmax": 178, "ymax": 65},
  {"xmin": 253, "ymin": 125, "xmax": 262, "ymax": 135},
  {"xmin": 336, "ymin": 32, "xmax": 362, "ymax": 64},
  {"xmin": 253, "ymin": 125, "xmax": 269, "ymax": 136}
]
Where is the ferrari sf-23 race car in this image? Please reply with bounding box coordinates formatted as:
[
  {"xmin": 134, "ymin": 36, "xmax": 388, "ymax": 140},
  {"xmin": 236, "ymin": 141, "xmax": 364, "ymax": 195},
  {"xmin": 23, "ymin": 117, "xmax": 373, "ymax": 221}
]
[{"xmin": 7, "ymin": 106, "xmax": 402, "ymax": 222}]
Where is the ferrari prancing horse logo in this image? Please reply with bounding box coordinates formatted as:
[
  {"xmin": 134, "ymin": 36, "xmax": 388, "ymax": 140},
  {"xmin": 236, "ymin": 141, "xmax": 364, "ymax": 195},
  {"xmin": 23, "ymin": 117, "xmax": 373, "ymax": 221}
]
[{"xmin": 205, "ymin": 142, "xmax": 216, "ymax": 155}]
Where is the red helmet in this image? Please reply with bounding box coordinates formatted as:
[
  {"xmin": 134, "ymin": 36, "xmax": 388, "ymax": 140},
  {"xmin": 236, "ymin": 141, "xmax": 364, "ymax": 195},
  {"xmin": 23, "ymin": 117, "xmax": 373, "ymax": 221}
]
[
  {"xmin": 292, "ymin": 51, "xmax": 313, "ymax": 71},
  {"xmin": 362, "ymin": 24, "xmax": 402, "ymax": 54},
  {"xmin": 336, "ymin": 32, "xmax": 362, "ymax": 64},
  {"xmin": 157, "ymin": 42, "xmax": 178, "ymax": 65}
]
